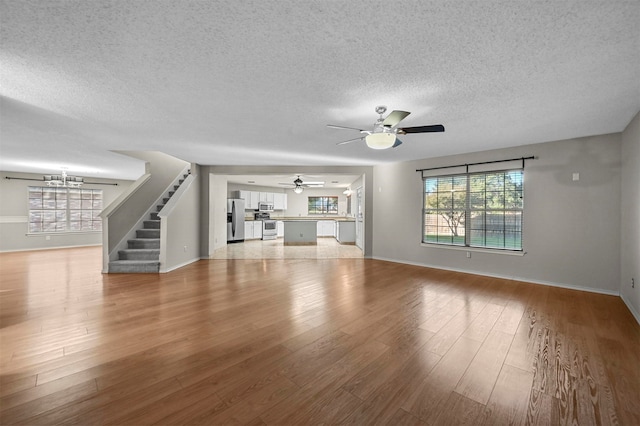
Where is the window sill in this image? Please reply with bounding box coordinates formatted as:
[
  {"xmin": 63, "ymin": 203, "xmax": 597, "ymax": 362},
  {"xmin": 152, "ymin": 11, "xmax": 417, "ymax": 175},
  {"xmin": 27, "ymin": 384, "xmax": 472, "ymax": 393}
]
[
  {"xmin": 26, "ymin": 231, "xmax": 101, "ymax": 237},
  {"xmin": 420, "ymin": 243, "xmax": 526, "ymax": 256}
]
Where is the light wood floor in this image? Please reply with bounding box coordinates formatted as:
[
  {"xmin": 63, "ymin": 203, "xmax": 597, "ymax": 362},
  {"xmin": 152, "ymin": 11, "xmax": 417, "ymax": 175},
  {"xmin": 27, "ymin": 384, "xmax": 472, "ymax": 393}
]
[{"xmin": 1, "ymin": 247, "xmax": 638, "ymax": 425}]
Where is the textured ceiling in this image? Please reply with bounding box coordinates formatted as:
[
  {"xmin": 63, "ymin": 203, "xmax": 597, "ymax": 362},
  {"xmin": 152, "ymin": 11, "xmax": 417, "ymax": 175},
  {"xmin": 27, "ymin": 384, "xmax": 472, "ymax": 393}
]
[{"xmin": 1, "ymin": 0, "xmax": 639, "ymax": 181}]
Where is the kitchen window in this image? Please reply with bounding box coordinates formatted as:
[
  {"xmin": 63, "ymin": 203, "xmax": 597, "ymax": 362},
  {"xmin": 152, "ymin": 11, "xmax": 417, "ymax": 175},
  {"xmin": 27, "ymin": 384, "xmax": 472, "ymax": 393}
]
[
  {"xmin": 308, "ymin": 196, "xmax": 338, "ymax": 215},
  {"xmin": 423, "ymin": 169, "xmax": 523, "ymax": 251},
  {"xmin": 28, "ymin": 186, "xmax": 103, "ymax": 233}
]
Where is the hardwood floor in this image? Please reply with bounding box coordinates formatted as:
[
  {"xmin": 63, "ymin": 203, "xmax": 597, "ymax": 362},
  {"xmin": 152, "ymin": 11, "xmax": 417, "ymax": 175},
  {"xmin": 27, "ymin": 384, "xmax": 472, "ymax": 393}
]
[{"xmin": 1, "ymin": 246, "xmax": 639, "ymax": 425}]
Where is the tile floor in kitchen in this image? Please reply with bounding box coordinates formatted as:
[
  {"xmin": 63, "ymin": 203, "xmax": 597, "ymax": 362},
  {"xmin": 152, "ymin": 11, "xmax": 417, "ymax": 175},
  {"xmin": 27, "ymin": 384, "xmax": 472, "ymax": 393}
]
[{"xmin": 211, "ymin": 237, "xmax": 364, "ymax": 259}]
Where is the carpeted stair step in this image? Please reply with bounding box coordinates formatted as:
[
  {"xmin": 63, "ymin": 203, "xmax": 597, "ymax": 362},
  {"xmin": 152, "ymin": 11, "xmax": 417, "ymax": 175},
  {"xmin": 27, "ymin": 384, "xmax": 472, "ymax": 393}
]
[
  {"xmin": 109, "ymin": 260, "xmax": 159, "ymax": 273},
  {"xmin": 137, "ymin": 229, "xmax": 160, "ymax": 238},
  {"xmin": 156, "ymin": 205, "xmax": 164, "ymax": 212},
  {"xmin": 144, "ymin": 220, "xmax": 160, "ymax": 229},
  {"xmin": 118, "ymin": 249, "xmax": 160, "ymax": 260},
  {"xmin": 163, "ymin": 197, "xmax": 170, "ymax": 204},
  {"xmin": 150, "ymin": 212, "xmax": 159, "ymax": 220},
  {"xmin": 128, "ymin": 238, "xmax": 160, "ymax": 249}
]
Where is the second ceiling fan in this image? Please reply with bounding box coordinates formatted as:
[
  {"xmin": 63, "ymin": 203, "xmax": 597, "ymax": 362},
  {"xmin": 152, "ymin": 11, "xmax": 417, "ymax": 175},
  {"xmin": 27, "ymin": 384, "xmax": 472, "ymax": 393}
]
[{"xmin": 328, "ymin": 106, "xmax": 445, "ymax": 149}]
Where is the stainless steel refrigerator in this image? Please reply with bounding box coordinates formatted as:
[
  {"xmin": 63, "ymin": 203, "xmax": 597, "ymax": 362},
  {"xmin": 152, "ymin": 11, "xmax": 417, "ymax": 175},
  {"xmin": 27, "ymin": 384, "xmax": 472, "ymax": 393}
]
[{"xmin": 227, "ymin": 198, "xmax": 245, "ymax": 243}]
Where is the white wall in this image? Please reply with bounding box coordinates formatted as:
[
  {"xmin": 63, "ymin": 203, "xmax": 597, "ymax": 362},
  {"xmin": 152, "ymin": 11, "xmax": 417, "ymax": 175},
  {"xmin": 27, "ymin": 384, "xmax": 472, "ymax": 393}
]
[
  {"xmin": 0, "ymin": 171, "xmax": 132, "ymax": 252},
  {"xmin": 279, "ymin": 187, "xmax": 350, "ymax": 219},
  {"xmin": 620, "ymin": 111, "xmax": 640, "ymax": 320},
  {"xmin": 372, "ymin": 133, "xmax": 622, "ymax": 295},
  {"xmin": 210, "ymin": 174, "xmax": 228, "ymax": 254}
]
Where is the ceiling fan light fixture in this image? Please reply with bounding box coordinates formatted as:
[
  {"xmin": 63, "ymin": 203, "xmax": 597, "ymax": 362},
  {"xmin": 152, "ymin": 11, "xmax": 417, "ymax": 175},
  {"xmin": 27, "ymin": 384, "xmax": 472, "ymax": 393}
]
[
  {"xmin": 365, "ymin": 132, "xmax": 396, "ymax": 149},
  {"xmin": 293, "ymin": 186, "xmax": 303, "ymax": 194}
]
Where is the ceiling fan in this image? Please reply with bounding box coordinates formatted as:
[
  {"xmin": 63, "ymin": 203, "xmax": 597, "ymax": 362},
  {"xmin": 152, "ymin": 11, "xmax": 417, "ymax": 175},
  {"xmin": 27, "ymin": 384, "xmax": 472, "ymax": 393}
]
[
  {"xmin": 278, "ymin": 175, "xmax": 324, "ymax": 194},
  {"xmin": 327, "ymin": 105, "xmax": 445, "ymax": 149}
]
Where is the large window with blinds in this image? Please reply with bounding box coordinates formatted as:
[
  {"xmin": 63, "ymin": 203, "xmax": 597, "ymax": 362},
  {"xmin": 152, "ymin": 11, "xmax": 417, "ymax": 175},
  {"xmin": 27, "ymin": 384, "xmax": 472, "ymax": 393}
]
[
  {"xmin": 423, "ymin": 169, "xmax": 523, "ymax": 251},
  {"xmin": 28, "ymin": 187, "xmax": 103, "ymax": 233}
]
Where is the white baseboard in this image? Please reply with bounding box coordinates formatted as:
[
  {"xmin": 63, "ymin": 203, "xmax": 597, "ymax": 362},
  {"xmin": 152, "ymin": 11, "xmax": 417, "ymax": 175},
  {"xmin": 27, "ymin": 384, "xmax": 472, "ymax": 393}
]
[
  {"xmin": 371, "ymin": 256, "xmax": 620, "ymax": 297},
  {"xmin": 0, "ymin": 244, "xmax": 102, "ymax": 253},
  {"xmin": 159, "ymin": 257, "xmax": 201, "ymax": 273},
  {"xmin": 620, "ymin": 292, "xmax": 640, "ymax": 325}
]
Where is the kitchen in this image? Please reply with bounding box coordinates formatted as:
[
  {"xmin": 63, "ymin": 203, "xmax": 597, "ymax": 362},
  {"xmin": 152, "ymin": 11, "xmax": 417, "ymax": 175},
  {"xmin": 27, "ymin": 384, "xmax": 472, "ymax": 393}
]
[{"xmin": 222, "ymin": 174, "xmax": 364, "ymax": 258}]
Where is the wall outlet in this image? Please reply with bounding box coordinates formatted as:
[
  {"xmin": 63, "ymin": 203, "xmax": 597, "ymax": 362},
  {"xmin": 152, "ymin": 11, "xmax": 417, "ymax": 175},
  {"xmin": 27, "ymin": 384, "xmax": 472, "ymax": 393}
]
[
  {"xmin": 45, "ymin": 235, "xmax": 51, "ymax": 241},
  {"xmin": 466, "ymin": 251, "xmax": 471, "ymax": 258},
  {"xmin": 183, "ymin": 245, "xmax": 187, "ymax": 252}
]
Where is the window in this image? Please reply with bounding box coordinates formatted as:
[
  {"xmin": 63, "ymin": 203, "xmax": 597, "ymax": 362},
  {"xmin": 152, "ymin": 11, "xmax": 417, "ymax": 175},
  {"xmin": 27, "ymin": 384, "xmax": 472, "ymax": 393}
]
[
  {"xmin": 28, "ymin": 187, "xmax": 103, "ymax": 233},
  {"xmin": 308, "ymin": 196, "xmax": 338, "ymax": 214},
  {"xmin": 423, "ymin": 169, "xmax": 523, "ymax": 250}
]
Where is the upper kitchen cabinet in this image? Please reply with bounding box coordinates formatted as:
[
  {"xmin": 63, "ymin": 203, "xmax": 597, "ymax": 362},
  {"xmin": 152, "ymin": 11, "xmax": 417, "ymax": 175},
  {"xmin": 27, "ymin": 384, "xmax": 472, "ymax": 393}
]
[
  {"xmin": 274, "ymin": 193, "xmax": 287, "ymax": 210},
  {"xmin": 233, "ymin": 190, "xmax": 287, "ymax": 210},
  {"xmin": 259, "ymin": 192, "xmax": 275, "ymax": 203},
  {"xmin": 234, "ymin": 190, "xmax": 259, "ymax": 209}
]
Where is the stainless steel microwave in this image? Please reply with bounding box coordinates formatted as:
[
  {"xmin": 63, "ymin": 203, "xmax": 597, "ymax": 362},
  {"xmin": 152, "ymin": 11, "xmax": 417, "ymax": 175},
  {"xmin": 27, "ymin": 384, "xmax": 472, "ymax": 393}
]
[{"xmin": 258, "ymin": 202, "xmax": 274, "ymax": 212}]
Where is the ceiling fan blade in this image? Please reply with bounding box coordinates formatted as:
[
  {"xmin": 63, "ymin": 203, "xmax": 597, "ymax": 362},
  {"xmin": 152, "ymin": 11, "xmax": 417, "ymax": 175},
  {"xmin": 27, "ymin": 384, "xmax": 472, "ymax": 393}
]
[
  {"xmin": 392, "ymin": 138, "xmax": 403, "ymax": 148},
  {"xmin": 398, "ymin": 124, "xmax": 445, "ymax": 134},
  {"xmin": 327, "ymin": 124, "xmax": 366, "ymax": 132},
  {"xmin": 336, "ymin": 136, "xmax": 364, "ymax": 146},
  {"xmin": 382, "ymin": 110, "xmax": 410, "ymax": 128}
]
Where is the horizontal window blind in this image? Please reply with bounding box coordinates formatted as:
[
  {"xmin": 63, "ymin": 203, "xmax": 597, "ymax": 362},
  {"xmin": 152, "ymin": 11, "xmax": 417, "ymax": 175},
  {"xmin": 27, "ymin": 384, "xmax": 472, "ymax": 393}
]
[{"xmin": 28, "ymin": 187, "xmax": 103, "ymax": 233}]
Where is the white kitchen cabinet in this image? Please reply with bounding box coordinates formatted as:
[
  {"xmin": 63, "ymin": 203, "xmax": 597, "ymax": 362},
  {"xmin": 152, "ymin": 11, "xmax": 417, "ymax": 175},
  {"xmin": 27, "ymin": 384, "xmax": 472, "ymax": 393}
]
[
  {"xmin": 234, "ymin": 190, "xmax": 259, "ymax": 210},
  {"xmin": 253, "ymin": 221, "xmax": 263, "ymax": 239},
  {"xmin": 259, "ymin": 192, "xmax": 275, "ymax": 203},
  {"xmin": 317, "ymin": 220, "xmax": 336, "ymax": 237},
  {"xmin": 273, "ymin": 193, "xmax": 287, "ymax": 210},
  {"xmin": 235, "ymin": 190, "xmax": 287, "ymax": 210},
  {"xmin": 277, "ymin": 221, "xmax": 284, "ymax": 237},
  {"xmin": 243, "ymin": 221, "xmax": 263, "ymax": 240}
]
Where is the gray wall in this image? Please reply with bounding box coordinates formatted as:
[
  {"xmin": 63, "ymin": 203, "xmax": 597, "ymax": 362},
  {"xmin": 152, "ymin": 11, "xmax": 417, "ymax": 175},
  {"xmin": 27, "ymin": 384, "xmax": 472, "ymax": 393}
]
[
  {"xmin": 620, "ymin": 111, "xmax": 640, "ymax": 320},
  {"xmin": 0, "ymin": 172, "xmax": 131, "ymax": 252},
  {"xmin": 159, "ymin": 165, "xmax": 201, "ymax": 272},
  {"xmin": 372, "ymin": 133, "xmax": 622, "ymax": 295}
]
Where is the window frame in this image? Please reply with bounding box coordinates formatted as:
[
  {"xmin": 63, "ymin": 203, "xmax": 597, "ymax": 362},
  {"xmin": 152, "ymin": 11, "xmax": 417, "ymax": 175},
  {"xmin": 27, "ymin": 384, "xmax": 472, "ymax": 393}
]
[
  {"xmin": 27, "ymin": 186, "xmax": 104, "ymax": 234},
  {"xmin": 422, "ymin": 168, "xmax": 524, "ymax": 252},
  {"xmin": 307, "ymin": 196, "xmax": 339, "ymax": 215}
]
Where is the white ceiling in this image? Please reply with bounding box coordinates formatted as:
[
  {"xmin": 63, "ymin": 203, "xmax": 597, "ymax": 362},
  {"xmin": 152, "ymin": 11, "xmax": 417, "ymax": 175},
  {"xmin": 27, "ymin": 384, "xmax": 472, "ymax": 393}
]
[{"xmin": 1, "ymin": 1, "xmax": 638, "ymax": 183}]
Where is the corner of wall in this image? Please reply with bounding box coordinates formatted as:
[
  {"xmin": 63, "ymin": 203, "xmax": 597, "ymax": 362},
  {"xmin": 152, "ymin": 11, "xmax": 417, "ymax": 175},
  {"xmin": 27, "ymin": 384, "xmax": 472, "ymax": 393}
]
[{"xmin": 620, "ymin": 110, "xmax": 640, "ymax": 323}]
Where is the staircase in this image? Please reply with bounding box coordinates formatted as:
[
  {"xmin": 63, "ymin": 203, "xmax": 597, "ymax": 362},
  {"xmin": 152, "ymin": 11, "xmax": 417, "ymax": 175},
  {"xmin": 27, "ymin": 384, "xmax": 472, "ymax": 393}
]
[{"xmin": 108, "ymin": 173, "xmax": 189, "ymax": 273}]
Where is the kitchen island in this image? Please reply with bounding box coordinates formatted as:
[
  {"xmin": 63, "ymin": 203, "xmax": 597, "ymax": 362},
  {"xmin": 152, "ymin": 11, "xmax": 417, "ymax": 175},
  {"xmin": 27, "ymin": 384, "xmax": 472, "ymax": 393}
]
[{"xmin": 282, "ymin": 220, "xmax": 317, "ymax": 245}]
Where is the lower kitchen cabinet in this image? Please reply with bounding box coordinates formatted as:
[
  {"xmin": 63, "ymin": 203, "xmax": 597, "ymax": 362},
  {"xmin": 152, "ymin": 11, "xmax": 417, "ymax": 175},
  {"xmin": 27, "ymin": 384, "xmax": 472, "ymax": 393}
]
[
  {"xmin": 317, "ymin": 220, "xmax": 336, "ymax": 237},
  {"xmin": 244, "ymin": 221, "xmax": 263, "ymax": 240}
]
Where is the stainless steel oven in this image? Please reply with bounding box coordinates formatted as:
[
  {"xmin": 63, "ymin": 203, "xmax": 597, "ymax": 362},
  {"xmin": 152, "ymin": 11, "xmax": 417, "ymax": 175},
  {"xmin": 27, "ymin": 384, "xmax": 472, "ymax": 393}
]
[{"xmin": 262, "ymin": 220, "xmax": 277, "ymax": 240}]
